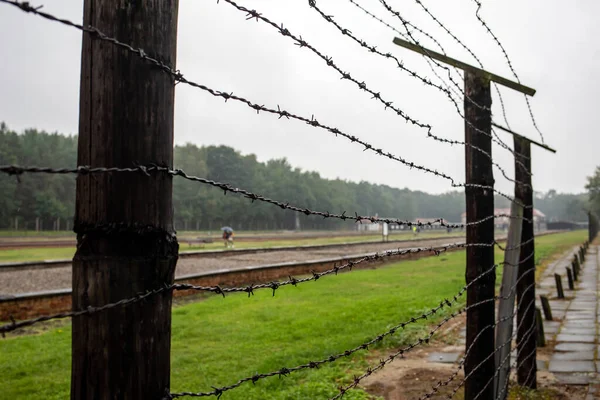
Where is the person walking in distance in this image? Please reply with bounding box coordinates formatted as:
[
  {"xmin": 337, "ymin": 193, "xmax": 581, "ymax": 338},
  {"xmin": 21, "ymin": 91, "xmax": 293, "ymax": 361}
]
[{"xmin": 221, "ymin": 226, "xmax": 234, "ymax": 248}]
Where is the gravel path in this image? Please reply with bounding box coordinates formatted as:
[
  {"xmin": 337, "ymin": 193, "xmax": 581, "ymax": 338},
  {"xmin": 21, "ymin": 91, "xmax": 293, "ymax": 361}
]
[{"xmin": 0, "ymin": 237, "xmax": 462, "ymax": 296}]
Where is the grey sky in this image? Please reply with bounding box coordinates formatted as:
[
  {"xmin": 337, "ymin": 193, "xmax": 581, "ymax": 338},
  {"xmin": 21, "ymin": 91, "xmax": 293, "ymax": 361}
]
[{"xmin": 0, "ymin": 0, "xmax": 598, "ymax": 196}]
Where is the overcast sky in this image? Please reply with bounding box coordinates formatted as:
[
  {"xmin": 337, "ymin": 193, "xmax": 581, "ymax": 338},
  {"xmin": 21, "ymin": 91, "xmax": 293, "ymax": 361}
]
[{"xmin": 0, "ymin": 0, "xmax": 598, "ymax": 195}]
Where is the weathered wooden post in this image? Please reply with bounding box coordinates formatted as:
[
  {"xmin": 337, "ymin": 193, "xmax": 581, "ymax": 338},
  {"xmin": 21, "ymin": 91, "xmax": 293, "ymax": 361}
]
[
  {"xmin": 566, "ymin": 267, "xmax": 574, "ymax": 290},
  {"xmin": 464, "ymin": 71, "xmax": 496, "ymax": 400},
  {"xmin": 390, "ymin": 37, "xmax": 545, "ymax": 400},
  {"xmin": 514, "ymin": 137, "xmax": 536, "ymax": 389},
  {"xmin": 554, "ymin": 274, "xmax": 564, "ymax": 299},
  {"xmin": 71, "ymin": 1, "xmax": 179, "ymax": 399},
  {"xmin": 535, "ymin": 308, "xmax": 546, "ymax": 347},
  {"xmin": 540, "ymin": 295, "xmax": 553, "ymax": 321}
]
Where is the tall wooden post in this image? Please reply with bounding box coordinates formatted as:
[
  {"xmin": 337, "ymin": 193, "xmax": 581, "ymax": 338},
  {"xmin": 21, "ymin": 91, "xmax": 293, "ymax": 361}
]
[
  {"xmin": 514, "ymin": 137, "xmax": 536, "ymax": 388},
  {"xmin": 72, "ymin": 1, "xmax": 179, "ymax": 399},
  {"xmin": 589, "ymin": 212, "xmax": 598, "ymax": 242},
  {"xmin": 464, "ymin": 72, "xmax": 495, "ymax": 400}
]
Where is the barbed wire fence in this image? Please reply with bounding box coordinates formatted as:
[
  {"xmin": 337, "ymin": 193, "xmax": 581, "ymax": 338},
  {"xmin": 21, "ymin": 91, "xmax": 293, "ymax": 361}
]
[{"xmin": 0, "ymin": 0, "xmax": 571, "ymax": 399}]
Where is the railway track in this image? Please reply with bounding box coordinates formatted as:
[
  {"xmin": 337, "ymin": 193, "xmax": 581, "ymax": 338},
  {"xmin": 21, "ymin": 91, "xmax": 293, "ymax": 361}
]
[
  {"xmin": 0, "ymin": 229, "xmax": 452, "ymax": 249},
  {"xmin": 0, "ymin": 232, "xmax": 559, "ymax": 321}
]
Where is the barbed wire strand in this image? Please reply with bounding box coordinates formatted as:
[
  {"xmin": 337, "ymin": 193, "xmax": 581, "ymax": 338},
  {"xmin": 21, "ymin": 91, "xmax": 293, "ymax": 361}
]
[
  {"xmin": 0, "ymin": 165, "xmax": 535, "ymax": 227},
  {"xmin": 417, "ymin": 250, "xmax": 536, "ymax": 399},
  {"xmin": 430, "ymin": 274, "xmax": 537, "ymax": 399},
  {"xmin": 308, "ymin": 0, "xmax": 457, "ymax": 106},
  {"xmin": 335, "ymin": 248, "xmax": 535, "ymax": 399},
  {"xmin": 446, "ymin": 297, "xmax": 537, "ymax": 399},
  {"xmin": 346, "ymin": 0, "xmax": 530, "ymax": 167},
  {"xmin": 470, "ymin": 0, "xmax": 545, "ymax": 143},
  {"xmin": 222, "ymin": 0, "xmax": 526, "ymax": 183},
  {"xmin": 404, "ymin": 252, "xmax": 534, "ymax": 399},
  {"xmin": 474, "ymin": 301, "xmax": 539, "ymax": 400},
  {"xmin": 470, "ymin": 272, "xmax": 538, "ymax": 400},
  {"xmin": 1, "ymin": 234, "xmax": 532, "ymax": 335},
  {"xmin": 345, "ymin": 0, "xmax": 467, "ymax": 108},
  {"xmin": 6, "ymin": 234, "xmax": 541, "ymax": 336},
  {"xmin": 0, "ymin": 0, "xmax": 533, "ymax": 196},
  {"xmin": 218, "ymin": 0, "xmax": 526, "ymax": 181},
  {"xmin": 307, "ymin": 0, "xmax": 529, "ymax": 188},
  {"xmin": 373, "ymin": 0, "xmax": 521, "ymax": 158},
  {"xmin": 471, "ymin": 312, "xmax": 537, "ymax": 400},
  {"xmin": 168, "ymin": 256, "xmax": 507, "ymax": 399},
  {"xmin": 331, "ymin": 275, "xmax": 536, "ymax": 400}
]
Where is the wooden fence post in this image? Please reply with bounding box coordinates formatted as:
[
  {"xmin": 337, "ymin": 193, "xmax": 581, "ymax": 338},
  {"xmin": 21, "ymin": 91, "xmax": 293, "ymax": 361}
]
[
  {"xmin": 535, "ymin": 308, "xmax": 545, "ymax": 347},
  {"xmin": 566, "ymin": 267, "xmax": 574, "ymax": 290},
  {"xmin": 464, "ymin": 71, "xmax": 495, "ymax": 400},
  {"xmin": 514, "ymin": 137, "xmax": 536, "ymax": 389},
  {"xmin": 554, "ymin": 274, "xmax": 564, "ymax": 299},
  {"xmin": 71, "ymin": 1, "xmax": 179, "ymax": 399},
  {"xmin": 540, "ymin": 296, "xmax": 553, "ymax": 321}
]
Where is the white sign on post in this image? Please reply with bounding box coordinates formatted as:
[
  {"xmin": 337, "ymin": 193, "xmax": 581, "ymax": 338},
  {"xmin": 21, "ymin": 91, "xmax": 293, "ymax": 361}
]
[{"xmin": 382, "ymin": 222, "xmax": 388, "ymax": 241}]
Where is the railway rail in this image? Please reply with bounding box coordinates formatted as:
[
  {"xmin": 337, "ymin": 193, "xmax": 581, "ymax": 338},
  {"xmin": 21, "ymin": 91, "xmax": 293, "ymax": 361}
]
[{"xmin": 1, "ymin": 232, "xmax": 559, "ymax": 322}]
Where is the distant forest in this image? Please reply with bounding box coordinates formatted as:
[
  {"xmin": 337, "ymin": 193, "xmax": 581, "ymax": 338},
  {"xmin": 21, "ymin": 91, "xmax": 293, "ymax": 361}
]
[{"xmin": 0, "ymin": 123, "xmax": 590, "ymax": 231}]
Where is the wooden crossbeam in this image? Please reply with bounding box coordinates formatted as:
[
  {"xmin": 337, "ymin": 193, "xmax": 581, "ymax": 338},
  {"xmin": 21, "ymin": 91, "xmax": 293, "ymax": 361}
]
[
  {"xmin": 392, "ymin": 37, "xmax": 536, "ymax": 96},
  {"xmin": 492, "ymin": 123, "xmax": 556, "ymax": 153}
]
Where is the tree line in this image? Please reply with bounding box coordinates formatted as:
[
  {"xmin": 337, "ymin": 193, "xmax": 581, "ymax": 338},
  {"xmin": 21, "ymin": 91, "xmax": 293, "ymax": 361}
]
[{"xmin": 0, "ymin": 123, "xmax": 590, "ymax": 231}]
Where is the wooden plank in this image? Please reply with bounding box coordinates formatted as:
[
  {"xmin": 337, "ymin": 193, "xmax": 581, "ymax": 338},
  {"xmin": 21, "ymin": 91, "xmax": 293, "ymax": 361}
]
[
  {"xmin": 491, "ymin": 123, "xmax": 556, "ymax": 153},
  {"xmin": 392, "ymin": 37, "xmax": 536, "ymax": 96},
  {"xmin": 494, "ymin": 200, "xmax": 523, "ymax": 400}
]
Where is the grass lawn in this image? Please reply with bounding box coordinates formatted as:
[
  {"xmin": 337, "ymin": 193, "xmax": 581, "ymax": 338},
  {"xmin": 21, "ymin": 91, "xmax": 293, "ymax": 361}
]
[
  {"xmin": 0, "ymin": 230, "xmax": 587, "ymax": 400},
  {"xmin": 0, "ymin": 231, "xmax": 459, "ymax": 263}
]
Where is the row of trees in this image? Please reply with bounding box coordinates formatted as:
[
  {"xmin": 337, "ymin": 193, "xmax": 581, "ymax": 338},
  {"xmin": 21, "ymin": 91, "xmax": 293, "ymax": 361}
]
[{"xmin": 0, "ymin": 123, "xmax": 590, "ymax": 231}]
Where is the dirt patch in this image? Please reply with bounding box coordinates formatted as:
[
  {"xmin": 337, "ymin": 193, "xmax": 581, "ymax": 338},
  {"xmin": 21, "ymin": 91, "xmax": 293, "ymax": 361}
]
[{"xmin": 364, "ymin": 360, "xmax": 463, "ymax": 400}]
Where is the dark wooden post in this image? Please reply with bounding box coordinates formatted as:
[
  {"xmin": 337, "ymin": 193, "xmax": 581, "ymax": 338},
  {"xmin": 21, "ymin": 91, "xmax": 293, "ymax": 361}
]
[
  {"xmin": 590, "ymin": 212, "xmax": 599, "ymax": 242},
  {"xmin": 566, "ymin": 267, "xmax": 574, "ymax": 290},
  {"xmin": 464, "ymin": 72, "xmax": 495, "ymax": 400},
  {"xmin": 514, "ymin": 137, "xmax": 536, "ymax": 388},
  {"xmin": 72, "ymin": 1, "xmax": 179, "ymax": 399},
  {"xmin": 535, "ymin": 308, "xmax": 545, "ymax": 347},
  {"xmin": 572, "ymin": 260, "xmax": 578, "ymax": 281},
  {"xmin": 540, "ymin": 295, "xmax": 553, "ymax": 321},
  {"xmin": 554, "ymin": 274, "xmax": 564, "ymax": 299}
]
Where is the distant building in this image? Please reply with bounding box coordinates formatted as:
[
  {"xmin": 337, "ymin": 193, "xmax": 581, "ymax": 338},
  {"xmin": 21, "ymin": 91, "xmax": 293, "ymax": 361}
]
[
  {"xmin": 357, "ymin": 217, "xmax": 455, "ymax": 232},
  {"xmin": 356, "ymin": 215, "xmax": 382, "ymax": 232},
  {"xmin": 460, "ymin": 208, "xmax": 547, "ymax": 232}
]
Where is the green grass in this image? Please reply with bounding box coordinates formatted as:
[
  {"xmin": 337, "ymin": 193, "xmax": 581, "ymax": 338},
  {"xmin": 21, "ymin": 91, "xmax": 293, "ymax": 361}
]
[
  {"xmin": 0, "ymin": 230, "xmax": 587, "ymax": 400},
  {"xmin": 0, "ymin": 231, "xmax": 458, "ymax": 263},
  {"xmin": 0, "ymin": 230, "xmax": 75, "ymax": 238}
]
